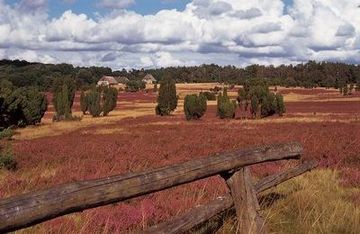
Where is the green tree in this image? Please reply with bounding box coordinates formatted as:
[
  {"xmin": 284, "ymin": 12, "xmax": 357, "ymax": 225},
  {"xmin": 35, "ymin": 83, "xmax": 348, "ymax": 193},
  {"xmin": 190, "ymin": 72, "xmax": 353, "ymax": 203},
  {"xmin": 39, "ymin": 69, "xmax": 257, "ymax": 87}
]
[
  {"xmin": 0, "ymin": 80, "xmax": 47, "ymax": 128},
  {"xmin": 125, "ymin": 80, "xmax": 146, "ymax": 92},
  {"xmin": 52, "ymin": 77, "xmax": 76, "ymax": 120},
  {"xmin": 102, "ymin": 87, "xmax": 118, "ymax": 116},
  {"xmin": 217, "ymin": 88, "xmax": 236, "ymax": 119},
  {"xmin": 80, "ymin": 91, "xmax": 88, "ymax": 115},
  {"xmin": 15, "ymin": 87, "xmax": 48, "ymax": 125},
  {"xmin": 349, "ymin": 83, "xmax": 354, "ymax": 94},
  {"xmin": 88, "ymin": 88, "xmax": 102, "ymax": 117},
  {"xmin": 250, "ymin": 95, "xmax": 259, "ymax": 118},
  {"xmin": 155, "ymin": 76, "xmax": 178, "ymax": 116},
  {"xmin": 343, "ymin": 85, "xmax": 348, "ymax": 96},
  {"xmin": 275, "ymin": 93, "xmax": 286, "ymax": 116},
  {"xmin": 184, "ymin": 94, "xmax": 207, "ymax": 120},
  {"xmin": 53, "ymin": 84, "xmax": 71, "ymax": 119},
  {"xmin": 238, "ymin": 79, "xmax": 285, "ymax": 118}
]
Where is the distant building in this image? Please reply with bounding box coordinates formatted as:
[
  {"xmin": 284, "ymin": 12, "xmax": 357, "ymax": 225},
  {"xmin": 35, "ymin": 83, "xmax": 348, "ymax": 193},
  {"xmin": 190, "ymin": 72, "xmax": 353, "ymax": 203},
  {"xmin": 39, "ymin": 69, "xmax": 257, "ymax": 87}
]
[
  {"xmin": 97, "ymin": 76, "xmax": 118, "ymax": 86},
  {"xmin": 116, "ymin": 76, "xmax": 129, "ymax": 84},
  {"xmin": 142, "ymin": 74, "xmax": 156, "ymax": 84}
]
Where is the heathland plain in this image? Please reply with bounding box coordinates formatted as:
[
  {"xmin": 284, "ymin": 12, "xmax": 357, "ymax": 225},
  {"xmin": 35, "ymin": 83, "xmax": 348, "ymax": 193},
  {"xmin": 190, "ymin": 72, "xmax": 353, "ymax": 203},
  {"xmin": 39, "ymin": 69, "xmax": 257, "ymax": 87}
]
[{"xmin": 0, "ymin": 82, "xmax": 359, "ymax": 233}]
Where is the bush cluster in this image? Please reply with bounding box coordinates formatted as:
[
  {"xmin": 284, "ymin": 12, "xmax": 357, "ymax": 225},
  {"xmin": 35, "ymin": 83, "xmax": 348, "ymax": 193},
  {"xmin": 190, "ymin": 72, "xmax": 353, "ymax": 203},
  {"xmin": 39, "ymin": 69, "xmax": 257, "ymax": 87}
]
[
  {"xmin": 0, "ymin": 80, "xmax": 47, "ymax": 128},
  {"xmin": 217, "ymin": 88, "xmax": 236, "ymax": 119},
  {"xmin": 155, "ymin": 76, "xmax": 178, "ymax": 116},
  {"xmin": 184, "ymin": 94, "xmax": 207, "ymax": 120},
  {"xmin": 238, "ymin": 79, "xmax": 285, "ymax": 118},
  {"xmin": 125, "ymin": 80, "xmax": 146, "ymax": 92},
  {"xmin": 200, "ymin": 91, "xmax": 217, "ymax": 101},
  {"xmin": 80, "ymin": 86, "xmax": 118, "ymax": 117}
]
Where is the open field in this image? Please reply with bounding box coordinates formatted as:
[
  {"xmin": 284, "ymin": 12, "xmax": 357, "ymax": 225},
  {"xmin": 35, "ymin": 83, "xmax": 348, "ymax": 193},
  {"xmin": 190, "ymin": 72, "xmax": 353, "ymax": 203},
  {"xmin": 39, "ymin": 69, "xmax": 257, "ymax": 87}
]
[{"xmin": 1, "ymin": 84, "xmax": 360, "ymax": 233}]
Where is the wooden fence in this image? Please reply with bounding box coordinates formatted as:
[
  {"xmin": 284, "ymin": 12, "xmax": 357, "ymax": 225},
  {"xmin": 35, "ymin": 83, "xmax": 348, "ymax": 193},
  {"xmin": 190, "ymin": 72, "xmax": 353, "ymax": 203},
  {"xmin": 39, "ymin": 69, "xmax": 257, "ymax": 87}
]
[{"xmin": 0, "ymin": 142, "xmax": 317, "ymax": 233}]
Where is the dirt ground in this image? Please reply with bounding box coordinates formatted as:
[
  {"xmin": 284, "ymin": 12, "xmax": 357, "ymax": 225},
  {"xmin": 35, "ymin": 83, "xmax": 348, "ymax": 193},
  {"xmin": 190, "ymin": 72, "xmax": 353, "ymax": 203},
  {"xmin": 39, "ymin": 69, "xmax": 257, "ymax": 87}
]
[{"xmin": 1, "ymin": 84, "xmax": 360, "ymax": 233}]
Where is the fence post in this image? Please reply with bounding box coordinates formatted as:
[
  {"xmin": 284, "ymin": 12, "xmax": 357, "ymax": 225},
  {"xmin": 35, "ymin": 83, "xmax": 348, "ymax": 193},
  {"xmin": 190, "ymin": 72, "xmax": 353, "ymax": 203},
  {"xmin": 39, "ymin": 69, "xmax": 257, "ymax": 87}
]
[{"xmin": 224, "ymin": 167, "xmax": 267, "ymax": 234}]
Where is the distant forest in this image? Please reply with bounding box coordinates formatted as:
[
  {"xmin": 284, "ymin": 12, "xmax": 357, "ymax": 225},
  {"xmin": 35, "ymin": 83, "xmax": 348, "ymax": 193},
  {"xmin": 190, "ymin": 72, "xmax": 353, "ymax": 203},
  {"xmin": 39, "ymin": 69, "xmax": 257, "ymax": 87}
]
[{"xmin": 1, "ymin": 59, "xmax": 360, "ymax": 90}]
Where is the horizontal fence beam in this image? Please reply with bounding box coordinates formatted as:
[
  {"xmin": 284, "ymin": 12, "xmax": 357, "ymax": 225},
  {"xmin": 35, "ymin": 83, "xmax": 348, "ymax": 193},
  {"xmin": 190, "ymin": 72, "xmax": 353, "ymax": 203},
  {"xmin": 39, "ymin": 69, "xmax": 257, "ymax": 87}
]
[
  {"xmin": 0, "ymin": 142, "xmax": 302, "ymax": 233},
  {"xmin": 143, "ymin": 160, "xmax": 318, "ymax": 234}
]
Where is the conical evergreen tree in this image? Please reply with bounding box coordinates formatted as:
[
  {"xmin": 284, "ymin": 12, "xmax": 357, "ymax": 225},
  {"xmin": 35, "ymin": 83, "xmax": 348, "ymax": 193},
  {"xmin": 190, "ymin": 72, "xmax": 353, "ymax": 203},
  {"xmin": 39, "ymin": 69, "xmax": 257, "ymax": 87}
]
[{"xmin": 155, "ymin": 75, "xmax": 177, "ymax": 116}]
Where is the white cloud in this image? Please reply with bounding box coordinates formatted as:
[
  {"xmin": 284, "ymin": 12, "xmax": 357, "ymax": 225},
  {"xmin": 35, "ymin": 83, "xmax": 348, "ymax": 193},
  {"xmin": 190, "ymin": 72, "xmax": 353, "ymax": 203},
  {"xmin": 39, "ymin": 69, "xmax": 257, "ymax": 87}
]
[{"xmin": 1, "ymin": 0, "xmax": 360, "ymax": 68}]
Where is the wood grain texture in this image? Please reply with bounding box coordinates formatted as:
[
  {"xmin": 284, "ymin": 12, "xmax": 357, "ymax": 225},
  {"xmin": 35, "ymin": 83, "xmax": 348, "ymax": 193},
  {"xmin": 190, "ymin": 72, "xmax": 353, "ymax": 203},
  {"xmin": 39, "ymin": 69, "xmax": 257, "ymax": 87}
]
[
  {"xmin": 225, "ymin": 168, "xmax": 266, "ymax": 234},
  {"xmin": 142, "ymin": 160, "xmax": 317, "ymax": 234}
]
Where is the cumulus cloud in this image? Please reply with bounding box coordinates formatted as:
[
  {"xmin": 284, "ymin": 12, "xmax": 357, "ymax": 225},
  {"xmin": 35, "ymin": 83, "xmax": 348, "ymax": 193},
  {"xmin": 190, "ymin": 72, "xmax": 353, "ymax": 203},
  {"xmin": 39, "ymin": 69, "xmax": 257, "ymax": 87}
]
[{"xmin": 1, "ymin": 0, "xmax": 360, "ymax": 68}]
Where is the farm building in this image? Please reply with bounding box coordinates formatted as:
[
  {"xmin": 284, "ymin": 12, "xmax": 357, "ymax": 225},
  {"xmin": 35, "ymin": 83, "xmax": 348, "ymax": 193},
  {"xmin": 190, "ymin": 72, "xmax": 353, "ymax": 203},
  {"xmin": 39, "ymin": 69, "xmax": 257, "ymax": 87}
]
[
  {"xmin": 142, "ymin": 74, "xmax": 156, "ymax": 84},
  {"xmin": 116, "ymin": 76, "xmax": 129, "ymax": 84},
  {"xmin": 97, "ymin": 76, "xmax": 118, "ymax": 86}
]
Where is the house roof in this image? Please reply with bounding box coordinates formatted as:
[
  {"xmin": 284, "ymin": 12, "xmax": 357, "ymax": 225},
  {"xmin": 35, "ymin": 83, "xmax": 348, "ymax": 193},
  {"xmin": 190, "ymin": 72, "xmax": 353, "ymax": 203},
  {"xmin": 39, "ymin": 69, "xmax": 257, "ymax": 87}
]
[
  {"xmin": 116, "ymin": 76, "xmax": 129, "ymax": 83},
  {"xmin": 98, "ymin": 76, "xmax": 118, "ymax": 85},
  {"xmin": 143, "ymin": 74, "xmax": 156, "ymax": 82}
]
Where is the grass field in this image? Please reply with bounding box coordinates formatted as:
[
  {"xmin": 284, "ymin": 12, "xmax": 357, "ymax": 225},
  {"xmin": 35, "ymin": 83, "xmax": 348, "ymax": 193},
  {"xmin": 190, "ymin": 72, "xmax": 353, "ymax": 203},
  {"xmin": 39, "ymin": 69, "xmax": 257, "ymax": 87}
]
[{"xmin": 1, "ymin": 84, "xmax": 360, "ymax": 233}]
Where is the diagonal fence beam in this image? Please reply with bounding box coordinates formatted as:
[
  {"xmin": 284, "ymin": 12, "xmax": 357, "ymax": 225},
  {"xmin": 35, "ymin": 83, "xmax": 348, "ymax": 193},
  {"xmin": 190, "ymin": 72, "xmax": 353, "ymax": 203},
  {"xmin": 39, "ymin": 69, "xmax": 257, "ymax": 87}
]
[{"xmin": 142, "ymin": 160, "xmax": 317, "ymax": 234}]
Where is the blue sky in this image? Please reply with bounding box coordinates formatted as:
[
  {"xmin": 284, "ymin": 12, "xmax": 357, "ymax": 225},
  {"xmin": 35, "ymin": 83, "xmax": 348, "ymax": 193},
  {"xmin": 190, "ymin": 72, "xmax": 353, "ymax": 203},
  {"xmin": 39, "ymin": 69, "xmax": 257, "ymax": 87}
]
[
  {"xmin": 1, "ymin": 0, "xmax": 359, "ymax": 69},
  {"xmin": 5, "ymin": 0, "xmax": 293, "ymax": 18}
]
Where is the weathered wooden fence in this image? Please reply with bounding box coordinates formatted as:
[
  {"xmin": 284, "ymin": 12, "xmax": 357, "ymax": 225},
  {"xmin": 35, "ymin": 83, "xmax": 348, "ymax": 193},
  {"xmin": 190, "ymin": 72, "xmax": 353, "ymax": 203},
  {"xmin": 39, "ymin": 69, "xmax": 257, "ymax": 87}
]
[{"xmin": 0, "ymin": 142, "xmax": 317, "ymax": 233}]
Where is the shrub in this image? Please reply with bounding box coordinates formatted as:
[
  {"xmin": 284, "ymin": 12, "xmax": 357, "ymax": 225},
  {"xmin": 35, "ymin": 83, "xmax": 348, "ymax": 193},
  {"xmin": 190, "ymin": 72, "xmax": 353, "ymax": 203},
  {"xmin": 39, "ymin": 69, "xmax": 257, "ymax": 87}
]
[
  {"xmin": 237, "ymin": 79, "xmax": 286, "ymax": 118},
  {"xmin": 17, "ymin": 87, "xmax": 48, "ymax": 126},
  {"xmin": 275, "ymin": 93, "xmax": 286, "ymax": 116},
  {"xmin": 87, "ymin": 88, "xmax": 102, "ymax": 117},
  {"xmin": 184, "ymin": 94, "xmax": 207, "ymax": 120},
  {"xmin": 102, "ymin": 87, "xmax": 118, "ymax": 116},
  {"xmin": 53, "ymin": 84, "xmax": 70, "ymax": 120},
  {"xmin": 0, "ymin": 128, "xmax": 14, "ymax": 140},
  {"xmin": 217, "ymin": 89, "xmax": 236, "ymax": 119},
  {"xmin": 80, "ymin": 87, "xmax": 118, "ymax": 117},
  {"xmin": 349, "ymin": 83, "xmax": 354, "ymax": 94},
  {"xmin": 155, "ymin": 75, "xmax": 178, "ymax": 116},
  {"xmin": 0, "ymin": 80, "xmax": 47, "ymax": 128},
  {"xmin": 125, "ymin": 80, "xmax": 146, "ymax": 92},
  {"xmin": 0, "ymin": 145, "xmax": 17, "ymax": 170},
  {"xmin": 237, "ymin": 87, "xmax": 249, "ymax": 111},
  {"xmin": 250, "ymin": 95, "xmax": 259, "ymax": 118},
  {"xmin": 80, "ymin": 91, "xmax": 88, "ymax": 115},
  {"xmin": 200, "ymin": 91, "xmax": 216, "ymax": 101},
  {"xmin": 343, "ymin": 85, "xmax": 348, "ymax": 96},
  {"xmin": 53, "ymin": 78, "xmax": 76, "ymax": 121}
]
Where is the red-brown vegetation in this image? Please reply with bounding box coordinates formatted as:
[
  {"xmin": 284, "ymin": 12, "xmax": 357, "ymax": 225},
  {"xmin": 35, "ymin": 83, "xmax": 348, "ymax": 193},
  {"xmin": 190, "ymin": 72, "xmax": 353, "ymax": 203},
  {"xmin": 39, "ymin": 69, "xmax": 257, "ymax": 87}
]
[{"xmin": 1, "ymin": 87, "xmax": 359, "ymax": 233}]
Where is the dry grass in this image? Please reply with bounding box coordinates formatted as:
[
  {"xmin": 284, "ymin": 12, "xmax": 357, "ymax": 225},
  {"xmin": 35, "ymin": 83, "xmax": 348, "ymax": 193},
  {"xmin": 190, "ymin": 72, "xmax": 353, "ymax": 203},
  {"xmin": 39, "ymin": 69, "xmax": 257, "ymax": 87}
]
[
  {"xmin": 176, "ymin": 83, "xmax": 223, "ymax": 90},
  {"xmin": 283, "ymin": 92, "xmax": 319, "ymax": 102},
  {"xmin": 218, "ymin": 169, "xmax": 360, "ymax": 234},
  {"xmin": 14, "ymin": 107, "xmax": 155, "ymax": 140}
]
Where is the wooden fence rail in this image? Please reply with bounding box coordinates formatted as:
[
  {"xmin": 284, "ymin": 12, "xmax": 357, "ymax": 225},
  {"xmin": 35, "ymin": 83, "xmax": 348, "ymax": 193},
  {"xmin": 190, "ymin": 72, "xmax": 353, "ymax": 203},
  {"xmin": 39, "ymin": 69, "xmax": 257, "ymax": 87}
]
[
  {"xmin": 0, "ymin": 142, "xmax": 311, "ymax": 233},
  {"xmin": 142, "ymin": 160, "xmax": 318, "ymax": 234}
]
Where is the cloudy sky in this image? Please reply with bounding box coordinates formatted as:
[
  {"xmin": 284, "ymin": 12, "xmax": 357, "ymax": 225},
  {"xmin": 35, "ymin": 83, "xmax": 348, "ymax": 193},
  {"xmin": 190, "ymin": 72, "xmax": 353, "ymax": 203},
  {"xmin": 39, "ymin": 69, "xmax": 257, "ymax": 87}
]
[{"xmin": 0, "ymin": 0, "xmax": 359, "ymax": 70}]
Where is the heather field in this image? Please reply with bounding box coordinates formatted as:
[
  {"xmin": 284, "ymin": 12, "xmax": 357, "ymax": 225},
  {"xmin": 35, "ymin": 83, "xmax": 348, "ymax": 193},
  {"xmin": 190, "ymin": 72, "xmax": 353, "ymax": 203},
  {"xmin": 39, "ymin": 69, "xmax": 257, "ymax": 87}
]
[{"xmin": 1, "ymin": 84, "xmax": 360, "ymax": 233}]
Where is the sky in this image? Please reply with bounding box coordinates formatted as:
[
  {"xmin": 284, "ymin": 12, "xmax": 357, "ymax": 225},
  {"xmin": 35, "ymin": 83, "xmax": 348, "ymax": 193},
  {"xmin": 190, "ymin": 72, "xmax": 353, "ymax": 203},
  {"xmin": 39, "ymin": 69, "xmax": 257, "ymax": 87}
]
[{"xmin": 0, "ymin": 0, "xmax": 359, "ymax": 70}]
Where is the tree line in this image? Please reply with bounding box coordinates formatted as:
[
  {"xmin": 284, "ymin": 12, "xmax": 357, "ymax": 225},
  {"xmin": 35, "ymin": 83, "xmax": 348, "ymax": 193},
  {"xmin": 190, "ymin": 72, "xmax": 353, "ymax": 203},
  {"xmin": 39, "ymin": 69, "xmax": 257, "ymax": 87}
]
[{"xmin": 1, "ymin": 59, "xmax": 360, "ymax": 90}]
